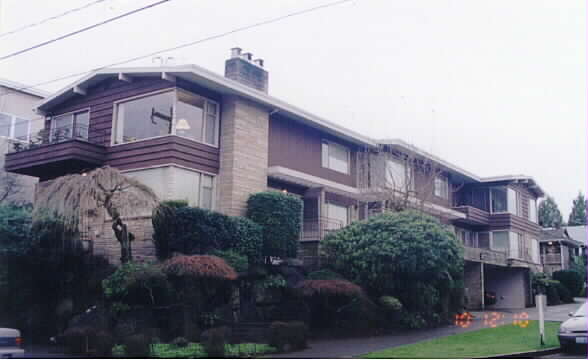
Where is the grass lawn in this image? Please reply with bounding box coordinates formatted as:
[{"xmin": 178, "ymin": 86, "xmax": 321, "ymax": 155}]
[{"xmin": 363, "ymin": 321, "xmax": 561, "ymax": 359}]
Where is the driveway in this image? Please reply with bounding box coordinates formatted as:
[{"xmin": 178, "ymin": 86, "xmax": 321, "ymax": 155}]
[{"xmin": 269, "ymin": 298, "xmax": 587, "ymax": 359}]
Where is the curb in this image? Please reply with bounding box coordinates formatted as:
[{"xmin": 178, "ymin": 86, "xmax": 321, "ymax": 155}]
[{"xmin": 480, "ymin": 347, "xmax": 560, "ymax": 358}]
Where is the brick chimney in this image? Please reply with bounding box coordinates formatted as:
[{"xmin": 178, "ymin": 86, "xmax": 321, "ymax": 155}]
[{"xmin": 225, "ymin": 47, "xmax": 269, "ymax": 93}]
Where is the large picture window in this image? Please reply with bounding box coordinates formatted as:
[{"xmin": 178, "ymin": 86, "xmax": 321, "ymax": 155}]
[
  {"xmin": 322, "ymin": 140, "xmax": 350, "ymax": 174},
  {"xmin": 125, "ymin": 166, "xmax": 216, "ymax": 210},
  {"xmin": 385, "ymin": 159, "xmax": 412, "ymax": 191},
  {"xmin": 490, "ymin": 187, "xmax": 507, "ymax": 213},
  {"xmin": 113, "ymin": 89, "xmax": 219, "ymax": 146},
  {"xmin": 491, "ymin": 231, "xmax": 509, "ymax": 252},
  {"xmin": 51, "ymin": 109, "xmax": 90, "ymax": 142}
]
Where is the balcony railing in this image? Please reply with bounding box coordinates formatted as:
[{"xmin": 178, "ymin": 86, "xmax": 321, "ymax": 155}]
[
  {"xmin": 300, "ymin": 217, "xmax": 345, "ymax": 242},
  {"xmin": 8, "ymin": 124, "xmax": 107, "ymax": 153},
  {"xmin": 541, "ymin": 253, "xmax": 561, "ymax": 264}
]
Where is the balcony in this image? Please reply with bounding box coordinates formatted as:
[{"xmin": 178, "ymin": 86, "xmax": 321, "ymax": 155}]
[
  {"xmin": 453, "ymin": 205, "xmax": 490, "ymax": 225},
  {"xmin": 300, "ymin": 217, "xmax": 345, "ymax": 242},
  {"xmin": 4, "ymin": 124, "xmax": 107, "ymax": 180},
  {"xmin": 464, "ymin": 246, "xmax": 508, "ymax": 266},
  {"xmin": 541, "ymin": 253, "xmax": 561, "ymax": 265}
]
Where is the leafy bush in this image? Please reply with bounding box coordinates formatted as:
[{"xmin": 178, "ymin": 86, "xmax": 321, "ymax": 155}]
[
  {"xmin": 152, "ymin": 205, "xmax": 263, "ymax": 265},
  {"xmin": 102, "ymin": 262, "xmax": 170, "ymax": 307},
  {"xmin": 211, "ymin": 249, "xmax": 248, "ymax": 274},
  {"xmin": 553, "ymin": 270, "xmax": 584, "ymax": 297},
  {"xmin": 111, "ymin": 344, "xmax": 126, "ymax": 357},
  {"xmin": 268, "ymin": 321, "xmax": 308, "ymax": 352},
  {"xmin": 296, "ymin": 279, "xmax": 363, "ymax": 298},
  {"xmin": 555, "ymin": 282, "xmax": 574, "ymax": 303},
  {"xmin": 94, "ymin": 331, "xmax": 114, "ymax": 357},
  {"xmin": 306, "ymin": 269, "xmax": 343, "ymax": 280},
  {"xmin": 379, "ymin": 296, "xmax": 403, "ymax": 312},
  {"xmin": 246, "ymin": 191, "xmax": 303, "ymax": 260},
  {"xmin": 152, "ymin": 200, "xmax": 189, "ymax": 259},
  {"xmin": 171, "ymin": 336, "xmax": 189, "ymax": 348},
  {"xmin": 546, "ymin": 280, "xmax": 562, "ymax": 306},
  {"xmin": 123, "ymin": 333, "xmax": 151, "ymax": 358},
  {"xmin": 161, "ymin": 255, "xmax": 238, "ymax": 281},
  {"xmin": 398, "ymin": 312, "xmax": 428, "ymax": 329},
  {"xmin": 201, "ymin": 326, "xmax": 230, "ymax": 358}
]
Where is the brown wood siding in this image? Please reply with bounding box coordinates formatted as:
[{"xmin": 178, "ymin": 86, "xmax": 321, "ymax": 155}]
[
  {"xmin": 268, "ymin": 115, "xmax": 357, "ymax": 187},
  {"xmin": 105, "ymin": 136, "xmax": 219, "ymax": 174},
  {"xmin": 412, "ymin": 169, "xmax": 454, "ymax": 208},
  {"xmin": 489, "ymin": 213, "xmax": 541, "ymax": 236}
]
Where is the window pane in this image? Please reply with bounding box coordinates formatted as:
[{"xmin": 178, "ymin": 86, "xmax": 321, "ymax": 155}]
[
  {"xmin": 321, "ymin": 141, "xmax": 329, "ymax": 168},
  {"xmin": 529, "ymin": 199, "xmax": 537, "ymax": 222},
  {"xmin": 0, "ymin": 113, "xmax": 12, "ymax": 137},
  {"xmin": 52, "ymin": 114, "xmax": 73, "ymax": 141},
  {"xmin": 125, "ymin": 167, "xmax": 168, "ymax": 200},
  {"xmin": 328, "ymin": 142, "xmax": 349, "ymax": 173},
  {"xmin": 507, "ymin": 188, "xmax": 517, "ymax": 215},
  {"xmin": 200, "ymin": 174, "xmax": 214, "ymax": 209},
  {"xmin": 205, "ymin": 114, "xmax": 216, "ymax": 145},
  {"xmin": 386, "ymin": 160, "xmax": 406, "ymax": 190},
  {"xmin": 176, "ymin": 91, "xmax": 204, "ymax": 141},
  {"xmin": 117, "ymin": 91, "xmax": 174, "ymax": 143},
  {"xmin": 13, "ymin": 118, "xmax": 29, "ymax": 140},
  {"xmin": 174, "ymin": 167, "xmax": 200, "ymax": 206},
  {"xmin": 491, "ymin": 188, "xmax": 507, "ymax": 213},
  {"xmin": 206, "ymin": 102, "xmax": 217, "ymax": 115},
  {"xmin": 492, "ymin": 231, "xmax": 509, "ymax": 251},
  {"xmin": 434, "ymin": 176, "xmax": 448, "ymax": 199},
  {"xmin": 478, "ymin": 232, "xmax": 490, "ymax": 249},
  {"xmin": 74, "ymin": 111, "xmax": 89, "ymax": 139},
  {"xmin": 327, "ymin": 203, "xmax": 348, "ymax": 230}
]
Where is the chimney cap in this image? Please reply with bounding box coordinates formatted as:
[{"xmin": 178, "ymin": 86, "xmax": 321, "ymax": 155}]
[
  {"xmin": 230, "ymin": 47, "xmax": 242, "ymax": 58},
  {"xmin": 253, "ymin": 58, "xmax": 264, "ymax": 67},
  {"xmin": 242, "ymin": 52, "xmax": 253, "ymax": 61}
]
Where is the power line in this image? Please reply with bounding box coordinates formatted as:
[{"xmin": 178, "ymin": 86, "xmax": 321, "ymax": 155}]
[
  {"xmin": 0, "ymin": 0, "xmax": 352, "ymax": 97},
  {"xmin": 0, "ymin": 0, "xmax": 172, "ymax": 61},
  {"xmin": 0, "ymin": 0, "xmax": 109, "ymax": 39}
]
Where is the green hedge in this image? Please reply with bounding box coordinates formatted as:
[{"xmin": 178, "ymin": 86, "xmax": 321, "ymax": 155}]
[
  {"xmin": 552, "ymin": 270, "xmax": 584, "ymax": 297},
  {"xmin": 152, "ymin": 204, "xmax": 263, "ymax": 265},
  {"xmin": 246, "ymin": 192, "xmax": 303, "ymax": 259}
]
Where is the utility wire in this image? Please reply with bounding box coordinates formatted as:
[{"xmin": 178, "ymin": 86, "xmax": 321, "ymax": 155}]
[
  {"xmin": 0, "ymin": 0, "xmax": 109, "ymax": 39},
  {"xmin": 0, "ymin": 0, "xmax": 352, "ymax": 96},
  {"xmin": 0, "ymin": 0, "xmax": 172, "ymax": 61}
]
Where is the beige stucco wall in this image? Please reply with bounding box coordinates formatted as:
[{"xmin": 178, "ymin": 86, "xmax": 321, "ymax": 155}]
[{"xmin": 217, "ymin": 95, "xmax": 269, "ymax": 216}]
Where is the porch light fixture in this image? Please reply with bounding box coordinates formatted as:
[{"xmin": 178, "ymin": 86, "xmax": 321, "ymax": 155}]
[
  {"xmin": 282, "ymin": 189, "xmax": 288, "ymax": 193},
  {"xmin": 175, "ymin": 118, "xmax": 191, "ymax": 130},
  {"xmin": 547, "ymin": 241, "xmax": 553, "ymax": 245}
]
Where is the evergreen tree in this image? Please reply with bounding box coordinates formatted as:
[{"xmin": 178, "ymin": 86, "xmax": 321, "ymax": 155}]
[
  {"xmin": 538, "ymin": 196, "xmax": 564, "ymax": 228},
  {"xmin": 568, "ymin": 191, "xmax": 587, "ymax": 226}
]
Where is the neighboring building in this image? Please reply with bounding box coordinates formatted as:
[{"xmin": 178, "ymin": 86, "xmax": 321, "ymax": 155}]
[
  {"xmin": 539, "ymin": 228, "xmax": 581, "ymax": 275},
  {"xmin": 4, "ymin": 49, "xmax": 545, "ymax": 309},
  {"xmin": 0, "ymin": 78, "xmax": 49, "ymax": 204},
  {"xmin": 565, "ymin": 225, "xmax": 587, "ymax": 258}
]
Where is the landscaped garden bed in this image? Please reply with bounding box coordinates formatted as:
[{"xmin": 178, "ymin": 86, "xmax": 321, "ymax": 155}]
[{"xmin": 362, "ymin": 320, "xmax": 561, "ymax": 359}]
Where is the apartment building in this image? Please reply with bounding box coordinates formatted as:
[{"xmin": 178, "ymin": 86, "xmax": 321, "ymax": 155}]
[
  {"xmin": 0, "ymin": 79, "xmax": 48, "ymax": 204},
  {"xmin": 4, "ymin": 49, "xmax": 544, "ymax": 309}
]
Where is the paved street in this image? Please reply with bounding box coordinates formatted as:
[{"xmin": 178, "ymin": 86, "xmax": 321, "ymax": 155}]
[{"xmin": 271, "ymin": 298, "xmax": 587, "ymax": 358}]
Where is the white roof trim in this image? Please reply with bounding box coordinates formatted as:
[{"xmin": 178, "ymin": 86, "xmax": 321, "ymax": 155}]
[
  {"xmin": 37, "ymin": 65, "xmax": 376, "ymax": 147},
  {"xmin": 0, "ymin": 78, "xmax": 50, "ymax": 98}
]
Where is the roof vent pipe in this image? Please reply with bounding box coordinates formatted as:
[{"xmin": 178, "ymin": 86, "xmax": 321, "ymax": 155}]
[{"xmin": 230, "ymin": 47, "xmax": 242, "ymax": 58}]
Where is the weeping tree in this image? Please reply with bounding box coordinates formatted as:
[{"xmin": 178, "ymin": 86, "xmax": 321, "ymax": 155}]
[{"xmin": 34, "ymin": 166, "xmax": 159, "ymax": 264}]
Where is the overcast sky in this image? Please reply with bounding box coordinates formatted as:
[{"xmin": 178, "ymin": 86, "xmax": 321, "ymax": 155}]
[{"xmin": 0, "ymin": 0, "xmax": 585, "ymax": 218}]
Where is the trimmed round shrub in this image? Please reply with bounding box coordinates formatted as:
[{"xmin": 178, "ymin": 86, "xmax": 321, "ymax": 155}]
[
  {"xmin": 296, "ymin": 279, "xmax": 363, "ymax": 298},
  {"xmin": 102, "ymin": 262, "xmax": 170, "ymax": 307},
  {"xmin": 555, "ymin": 282, "xmax": 574, "ymax": 303},
  {"xmin": 161, "ymin": 255, "xmax": 237, "ymax": 281},
  {"xmin": 152, "ymin": 205, "xmax": 263, "ymax": 265},
  {"xmin": 553, "ymin": 270, "xmax": 584, "ymax": 297},
  {"xmin": 246, "ymin": 191, "xmax": 303, "ymax": 259},
  {"xmin": 379, "ymin": 296, "xmax": 403, "ymax": 312}
]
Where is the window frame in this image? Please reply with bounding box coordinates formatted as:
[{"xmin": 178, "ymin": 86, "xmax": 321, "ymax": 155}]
[
  {"xmin": 325, "ymin": 202, "xmax": 349, "ymax": 229},
  {"xmin": 111, "ymin": 88, "xmax": 220, "ymax": 148},
  {"xmin": 490, "ymin": 230, "xmax": 510, "ymax": 252},
  {"xmin": 321, "ymin": 139, "xmax": 351, "ymax": 174},
  {"xmin": 122, "ymin": 164, "xmax": 217, "ymax": 210},
  {"xmin": 0, "ymin": 111, "xmax": 32, "ymax": 142},
  {"xmin": 385, "ymin": 158, "xmax": 414, "ymax": 191},
  {"xmin": 528, "ymin": 198, "xmax": 537, "ymax": 223},
  {"xmin": 434, "ymin": 175, "xmax": 450, "ymax": 199},
  {"xmin": 50, "ymin": 108, "xmax": 91, "ymax": 142}
]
